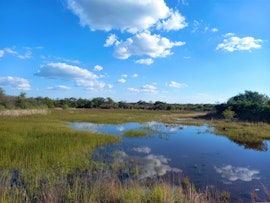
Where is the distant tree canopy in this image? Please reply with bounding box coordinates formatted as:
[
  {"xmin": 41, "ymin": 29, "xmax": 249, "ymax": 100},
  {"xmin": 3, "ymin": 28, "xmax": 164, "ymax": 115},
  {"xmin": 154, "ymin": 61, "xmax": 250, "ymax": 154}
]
[
  {"xmin": 1, "ymin": 88, "xmax": 269, "ymax": 122},
  {"xmin": 0, "ymin": 87, "xmax": 214, "ymax": 112},
  {"xmin": 216, "ymin": 91, "xmax": 270, "ymax": 122}
]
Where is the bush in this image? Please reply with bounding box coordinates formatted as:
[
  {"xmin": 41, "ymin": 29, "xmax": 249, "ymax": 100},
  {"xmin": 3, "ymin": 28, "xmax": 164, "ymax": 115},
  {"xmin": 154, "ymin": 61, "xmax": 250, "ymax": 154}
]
[{"xmin": 222, "ymin": 108, "xmax": 235, "ymax": 120}]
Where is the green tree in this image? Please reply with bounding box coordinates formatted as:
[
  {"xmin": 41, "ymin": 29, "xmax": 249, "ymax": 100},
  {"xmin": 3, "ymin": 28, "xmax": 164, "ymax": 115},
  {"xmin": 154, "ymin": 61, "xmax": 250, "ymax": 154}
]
[
  {"xmin": 222, "ymin": 108, "xmax": 235, "ymax": 120},
  {"xmin": 15, "ymin": 92, "xmax": 28, "ymax": 109},
  {"xmin": 92, "ymin": 97, "xmax": 105, "ymax": 108},
  {"xmin": 216, "ymin": 91, "xmax": 270, "ymax": 122}
]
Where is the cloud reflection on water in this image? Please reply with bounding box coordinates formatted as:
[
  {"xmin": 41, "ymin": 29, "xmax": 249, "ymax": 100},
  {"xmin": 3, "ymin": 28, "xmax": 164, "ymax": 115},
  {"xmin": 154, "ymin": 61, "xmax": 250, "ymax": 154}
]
[
  {"xmin": 133, "ymin": 147, "xmax": 151, "ymax": 154},
  {"xmin": 70, "ymin": 122, "xmax": 102, "ymax": 133},
  {"xmin": 115, "ymin": 150, "xmax": 182, "ymax": 179},
  {"xmin": 214, "ymin": 165, "xmax": 260, "ymax": 184}
]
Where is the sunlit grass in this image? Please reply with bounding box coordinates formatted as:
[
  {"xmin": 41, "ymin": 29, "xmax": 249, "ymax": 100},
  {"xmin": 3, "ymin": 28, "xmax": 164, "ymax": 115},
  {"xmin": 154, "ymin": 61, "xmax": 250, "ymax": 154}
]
[
  {"xmin": 123, "ymin": 129, "xmax": 148, "ymax": 137},
  {"xmin": 212, "ymin": 120, "xmax": 270, "ymax": 140},
  {"xmin": 1, "ymin": 108, "xmax": 268, "ymax": 202},
  {"xmin": 0, "ymin": 111, "xmax": 120, "ymax": 176}
]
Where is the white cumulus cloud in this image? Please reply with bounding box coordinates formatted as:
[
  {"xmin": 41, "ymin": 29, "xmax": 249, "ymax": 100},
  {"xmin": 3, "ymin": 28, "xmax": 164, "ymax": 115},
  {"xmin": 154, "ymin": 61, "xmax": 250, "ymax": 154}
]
[
  {"xmin": 135, "ymin": 58, "xmax": 154, "ymax": 65},
  {"xmin": 35, "ymin": 62, "xmax": 105, "ymax": 91},
  {"xmin": 67, "ymin": 0, "xmax": 171, "ymax": 33},
  {"xmin": 156, "ymin": 10, "xmax": 187, "ymax": 31},
  {"xmin": 113, "ymin": 31, "xmax": 185, "ymax": 59},
  {"xmin": 216, "ymin": 33, "xmax": 263, "ymax": 52},
  {"xmin": 94, "ymin": 65, "xmax": 103, "ymax": 71},
  {"xmin": 214, "ymin": 165, "xmax": 260, "ymax": 183},
  {"xmin": 104, "ymin": 34, "xmax": 118, "ymax": 47},
  {"xmin": 168, "ymin": 81, "xmax": 188, "ymax": 88},
  {"xmin": 128, "ymin": 84, "xmax": 157, "ymax": 94},
  {"xmin": 118, "ymin": 78, "xmax": 126, "ymax": 83},
  {"xmin": 0, "ymin": 76, "xmax": 31, "ymax": 90}
]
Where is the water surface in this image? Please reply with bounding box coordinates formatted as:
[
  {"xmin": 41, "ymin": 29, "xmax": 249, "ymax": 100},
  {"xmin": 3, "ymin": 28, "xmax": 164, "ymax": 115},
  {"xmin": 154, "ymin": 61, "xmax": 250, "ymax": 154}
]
[{"xmin": 70, "ymin": 121, "xmax": 270, "ymax": 201}]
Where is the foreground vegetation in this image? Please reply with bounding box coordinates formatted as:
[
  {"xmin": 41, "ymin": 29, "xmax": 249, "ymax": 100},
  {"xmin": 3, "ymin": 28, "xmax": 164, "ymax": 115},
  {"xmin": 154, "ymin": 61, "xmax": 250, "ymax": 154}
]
[
  {"xmin": 0, "ymin": 89, "xmax": 270, "ymax": 202},
  {"xmin": 0, "ymin": 109, "xmax": 232, "ymax": 202}
]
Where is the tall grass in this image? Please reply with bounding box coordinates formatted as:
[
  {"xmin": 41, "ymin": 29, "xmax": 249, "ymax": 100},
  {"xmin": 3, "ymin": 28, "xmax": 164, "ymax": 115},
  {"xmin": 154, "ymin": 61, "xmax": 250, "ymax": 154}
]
[
  {"xmin": 0, "ymin": 109, "xmax": 122, "ymax": 202},
  {"xmin": 0, "ymin": 109, "xmax": 241, "ymax": 202}
]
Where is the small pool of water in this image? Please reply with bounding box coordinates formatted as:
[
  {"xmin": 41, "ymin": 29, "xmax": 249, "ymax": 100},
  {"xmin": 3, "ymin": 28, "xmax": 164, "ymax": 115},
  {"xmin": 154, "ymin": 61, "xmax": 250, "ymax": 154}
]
[{"xmin": 70, "ymin": 121, "xmax": 270, "ymax": 201}]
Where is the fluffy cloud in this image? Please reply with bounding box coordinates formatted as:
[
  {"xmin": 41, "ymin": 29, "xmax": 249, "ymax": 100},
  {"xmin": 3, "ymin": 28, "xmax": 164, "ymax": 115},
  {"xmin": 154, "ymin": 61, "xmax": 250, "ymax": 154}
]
[
  {"xmin": 35, "ymin": 62, "xmax": 105, "ymax": 91},
  {"xmin": 214, "ymin": 165, "xmax": 260, "ymax": 183},
  {"xmin": 135, "ymin": 58, "xmax": 154, "ymax": 65},
  {"xmin": 133, "ymin": 73, "xmax": 139, "ymax": 78},
  {"xmin": 168, "ymin": 81, "xmax": 188, "ymax": 88},
  {"xmin": 67, "ymin": 0, "xmax": 187, "ymax": 61},
  {"xmin": 67, "ymin": 0, "xmax": 171, "ymax": 33},
  {"xmin": 94, "ymin": 65, "xmax": 103, "ymax": 71},
  {"xmin": 0, "ymin": 76, "xmax": 31, "ymax": 90},
  {"xmin": 128, "ymin": 84, "xmax": 157, "ymax": 94},
  {"xmin": 216, "ymin": 33, "xmax": 263, "ymax": 52},
  {"xmin": 46, "ymin": 85, "xmax": 71, "ymax": 90},
  {"xmin": 111, "ymin": 31, "xmax": 185, "ymax": 59},
  {"xmin": 156, "ymin": 10, "xmax": 187, "ymax": 31},
  {"xmin": 118, "ymin": 78, "xmax": 126, "ymax": 83},
  {"xmin": 104, "ymin": 34, "xmax": 118, "ymax": 47}
]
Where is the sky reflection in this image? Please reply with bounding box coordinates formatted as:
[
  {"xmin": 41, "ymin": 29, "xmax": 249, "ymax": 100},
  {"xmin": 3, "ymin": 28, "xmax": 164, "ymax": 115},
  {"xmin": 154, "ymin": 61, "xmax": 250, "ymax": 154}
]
[
  {"xmin": 214, "ymin": 165, "xmax": 260, "ymax": 183},
  {"xmin": 114, "ymin": 150, "xmax": 182, "ymax": 179},
  {"xmin": 71, "ymin": 121, "xmax": 270, "ymax": 200}
]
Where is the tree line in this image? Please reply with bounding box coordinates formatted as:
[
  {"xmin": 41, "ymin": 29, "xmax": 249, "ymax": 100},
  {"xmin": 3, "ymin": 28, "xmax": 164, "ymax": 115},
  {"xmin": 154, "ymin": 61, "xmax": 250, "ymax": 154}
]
[
  {"xmin": 1, "ymin": 88, "xmax": 269, "ymax": 122},
  {"xmin": 0, "ymin": 88, "xmax": 213, "ymax": 112}
]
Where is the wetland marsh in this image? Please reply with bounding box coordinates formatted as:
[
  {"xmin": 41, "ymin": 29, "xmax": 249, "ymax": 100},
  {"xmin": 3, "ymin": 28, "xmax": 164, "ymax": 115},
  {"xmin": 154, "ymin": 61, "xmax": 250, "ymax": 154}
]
[{"xmin": 0, "ymin": 109, "xmax": 270, "ymax": 202}]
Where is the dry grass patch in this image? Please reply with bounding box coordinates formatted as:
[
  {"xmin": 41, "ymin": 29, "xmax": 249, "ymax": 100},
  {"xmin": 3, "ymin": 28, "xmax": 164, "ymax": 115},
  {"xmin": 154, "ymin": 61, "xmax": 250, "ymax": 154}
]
[{"xmin": 0, "ymin": 109, "xmax": 49, "ymax": 116}]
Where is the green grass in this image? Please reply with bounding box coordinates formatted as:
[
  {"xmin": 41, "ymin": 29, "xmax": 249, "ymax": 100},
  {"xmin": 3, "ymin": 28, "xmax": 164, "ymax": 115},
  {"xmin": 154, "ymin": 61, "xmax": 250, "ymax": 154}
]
[
  {"xmin": 3, "ymin": 108, "xmax": 264, "ymax": 202},
  {"xmin": 211, "ymin": 120, "xmax": 270, "ymax": 151},
  {"xmin": 0, "ymin": 112, "xmax": 120, "ymax": 175},
  {"xmin": 123, "ymin": 129, "xmax": 148, "ymax": 137}
]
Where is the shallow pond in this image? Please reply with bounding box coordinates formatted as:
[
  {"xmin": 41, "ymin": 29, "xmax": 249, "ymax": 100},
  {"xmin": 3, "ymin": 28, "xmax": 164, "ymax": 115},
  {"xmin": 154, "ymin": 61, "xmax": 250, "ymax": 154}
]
[{"xmin": 70, "ymin": 121, "xmax": 270, "ymax": 201}]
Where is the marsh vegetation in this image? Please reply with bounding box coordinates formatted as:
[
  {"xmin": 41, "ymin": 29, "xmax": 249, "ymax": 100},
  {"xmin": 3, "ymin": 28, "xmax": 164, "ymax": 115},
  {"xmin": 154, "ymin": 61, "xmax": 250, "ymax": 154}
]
[
  {"xmin": 0, "ymin": 109, "xmax": 222, "ymax": 202},
  {"xmin": 1, "ymin": 90, "xmax": 270, "ymax": 202}
]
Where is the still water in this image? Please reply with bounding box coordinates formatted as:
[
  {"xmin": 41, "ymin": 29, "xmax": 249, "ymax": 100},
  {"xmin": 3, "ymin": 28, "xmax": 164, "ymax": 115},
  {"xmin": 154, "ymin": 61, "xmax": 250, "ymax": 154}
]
[{"xmin": 70, "ymin": 121, "xmax": 270, "ymax": 201}]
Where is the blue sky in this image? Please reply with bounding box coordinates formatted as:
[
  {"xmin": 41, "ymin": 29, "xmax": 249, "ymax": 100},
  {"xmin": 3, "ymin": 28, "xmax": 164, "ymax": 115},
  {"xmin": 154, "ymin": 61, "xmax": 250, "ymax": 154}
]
[{"xmin": 0, "ymin": 0, "xmax": 269, "ymax": 103}]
